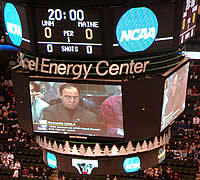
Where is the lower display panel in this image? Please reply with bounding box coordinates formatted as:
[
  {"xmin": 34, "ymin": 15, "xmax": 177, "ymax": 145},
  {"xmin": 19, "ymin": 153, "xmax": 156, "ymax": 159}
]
[{"xmin": 43, "ymin": 146, "xmax": 165, "ymax": 175}]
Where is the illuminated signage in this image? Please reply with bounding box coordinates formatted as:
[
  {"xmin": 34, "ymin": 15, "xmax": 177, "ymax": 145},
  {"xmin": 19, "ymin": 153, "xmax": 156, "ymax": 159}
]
[
  {"xmin": 47, "ymin": 152, "xmax": 57, "ymax": 168},
  {"xmin": 1, "ymin": 1, "xmax": 177, "ymax": 58},
  {"xmin": 72, "ymin": 159, "xmax": 98, "ymax": 174},
  {"xmin": 35, "ymin": 7, "xmax": 103, "ymax": 58},
  {"xmin": 16, "ymin": 52, "xmax": 149, "ymax": 79},
  {"xmin": 4, "ymin": 2, "xmax": 22, "ymax": 46},
  {"xmin": 0, "ymin": 45, "xmax": 18, "ymax": 51},
  {"xmin": 123, "ymin": 157, "xmax": 141, "ymax": 173},
  {"xmin": 116, "ymin": 7, "xmax": 158, "ymax": 52},
  {"xmin": 179, "ymin": 0, "xmax": 198, "ymax": 44},
  {"xmin": 158, "ymin": 147, "xmax": 166, "ymax": 163},
  {"xmin": 184, "ymin": 51, "xmax": 200, "ymax": 59}
]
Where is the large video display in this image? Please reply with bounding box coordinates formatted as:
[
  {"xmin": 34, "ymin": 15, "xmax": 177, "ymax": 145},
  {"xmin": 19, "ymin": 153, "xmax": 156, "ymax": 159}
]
[
  {"xmin": 29, "ymin": 80, "xmax": 124, "ymax": 138},
  {"xmin": 160, "ymin": 62, "xmax": 189, "ymax": 132}
]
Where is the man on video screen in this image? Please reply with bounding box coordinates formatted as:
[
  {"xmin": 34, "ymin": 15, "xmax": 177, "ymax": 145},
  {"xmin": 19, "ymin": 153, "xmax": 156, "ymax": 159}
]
[{"xmin": 42, "ymin": 83, "xmax": 97, "ymax": 123}]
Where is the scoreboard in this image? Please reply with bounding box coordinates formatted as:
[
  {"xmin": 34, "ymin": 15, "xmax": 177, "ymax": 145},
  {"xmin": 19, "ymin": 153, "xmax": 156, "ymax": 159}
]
[
  {"xmin": 35, "ymin": 8, "xmax": 103, "ymax": 58},
  {"xmin": 179, "ymin": 0, "xmax": 198, "ymax": 45},
  {"xmin": 1, "ymin": 0, "xmax": 194, "ymax": 59}
]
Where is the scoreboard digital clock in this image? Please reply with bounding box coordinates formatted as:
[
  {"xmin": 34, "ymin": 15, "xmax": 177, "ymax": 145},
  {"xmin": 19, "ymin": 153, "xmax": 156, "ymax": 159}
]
[{"xmin": 34, "ymin": 7, "xmax": 103, "ymax": 58}]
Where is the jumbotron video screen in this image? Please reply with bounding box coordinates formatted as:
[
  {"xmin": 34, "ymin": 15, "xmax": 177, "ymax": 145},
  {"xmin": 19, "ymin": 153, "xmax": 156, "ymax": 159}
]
[
  {"xmin": 29, "ymin": 80, "xmax": 124, "ymax": 138},
  {"xmin": 160, "ymin": 62, "xmax": 189, "ymax": 132}
]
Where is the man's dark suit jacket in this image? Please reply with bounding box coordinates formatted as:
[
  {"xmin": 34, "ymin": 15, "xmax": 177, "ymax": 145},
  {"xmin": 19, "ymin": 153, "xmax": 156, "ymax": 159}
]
[{"xmin": 42, "ymin": 103, "xmax": 97, "ymax": 123}]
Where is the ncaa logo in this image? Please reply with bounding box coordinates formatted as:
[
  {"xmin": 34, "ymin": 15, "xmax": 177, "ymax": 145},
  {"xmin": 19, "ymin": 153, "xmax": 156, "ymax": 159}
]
[
  {"xmin": 116, "ymin": 7, "xmax": 158, "ymax": 53},
  {"xmin": 47, "ymin": 152, "xmax": 57, "ymax": 169},
  {"xmin": 123, "ymin": 157, "xmax": 141, "ymax": 173},
  {"xmin": 4, "ymin": 3, "xmax": 22, "ymax": 46}
]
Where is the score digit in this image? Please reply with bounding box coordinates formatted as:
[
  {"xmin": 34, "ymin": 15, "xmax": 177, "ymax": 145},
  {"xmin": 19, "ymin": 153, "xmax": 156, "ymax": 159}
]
[
  {"xmin": 86, "ymin": 46, "xmax": 92, "ymax": 54},
  {"xmin": 47, "ymin": 44, "xmax": 53, "ymax": 53},
  {"xmin": 44, "ymin": 27, "xmax": 52, "ymax": 38},
  {"xmin": 85, "ymin": 28, "xmax": 93, "ymax": 40}
]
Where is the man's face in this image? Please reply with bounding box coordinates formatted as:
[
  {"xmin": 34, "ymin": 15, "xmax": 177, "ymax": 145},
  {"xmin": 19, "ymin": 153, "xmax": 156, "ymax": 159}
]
[{"xmin": 60, "ymin": 87, "xmax": 80, "ymax": 109}]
